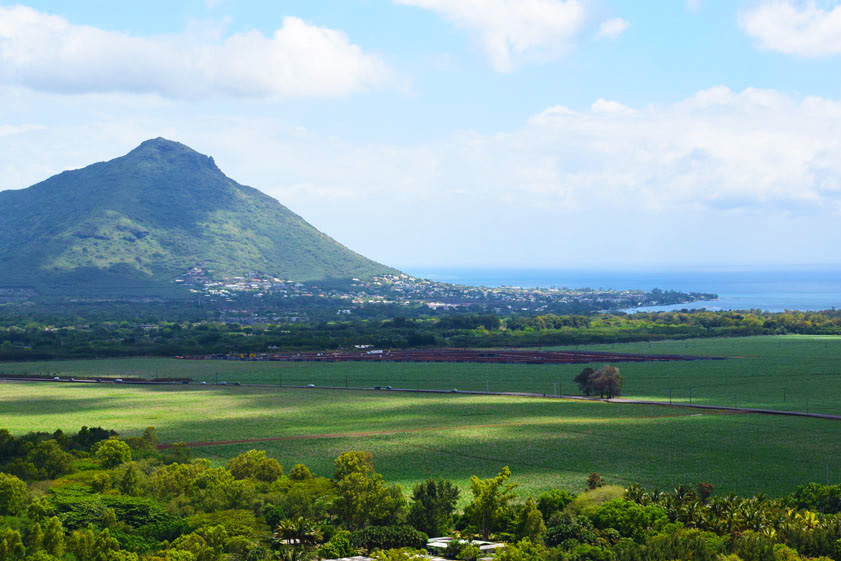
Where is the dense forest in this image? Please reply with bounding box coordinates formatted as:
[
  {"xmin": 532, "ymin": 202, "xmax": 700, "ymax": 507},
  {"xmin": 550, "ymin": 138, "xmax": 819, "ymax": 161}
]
[
  {"xmin": 2, "ymin": 310, "xmax": 841, "ymax": 361},
  {"xmin": 2, "ymin": 426, "xmax": 841, "ymax": 561}
]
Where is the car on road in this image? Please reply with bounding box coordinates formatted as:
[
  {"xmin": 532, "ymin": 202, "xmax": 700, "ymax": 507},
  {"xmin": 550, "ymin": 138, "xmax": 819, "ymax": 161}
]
[
  {"xmin": 52, "ymin": 376, "xmax": 60, "ymax": 381},
  {"xmin": 386, "ymin": 385, "xmax": 393, "ymax": 390},
  {"xmin": 307, "ymin": 383, "xmax": 315, "ymax": 387},
  {"xmin": 115, "ymin": 378, "xmax": 123, "ymax": 383}
]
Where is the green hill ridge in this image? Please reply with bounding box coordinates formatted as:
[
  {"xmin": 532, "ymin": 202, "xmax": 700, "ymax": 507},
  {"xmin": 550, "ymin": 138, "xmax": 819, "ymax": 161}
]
[{"xmin": 0, "ymin": 138, "xmax": 396, "ymax": 296}]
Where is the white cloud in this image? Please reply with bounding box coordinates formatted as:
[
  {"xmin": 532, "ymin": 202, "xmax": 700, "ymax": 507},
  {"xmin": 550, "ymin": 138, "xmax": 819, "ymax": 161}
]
[
  {"xmin": 740, "ymin": 1, "xmax": 841, "ymax": 56},
  {"xmin": 395, "ymin": 0, "xmax": 586, "ymax": 72},
  {"xmin": 686, "ymin": 0, "xmax": 702, "ymax": 12},
  {"xmin": 0, "ymin": 5, "xmax": 395, "ymax": 99},
  {"xmin": 4, "ymin": 86, "xmax": 841, "ymax": 267},
  {"xmin": 596, "ymin": 17, "xmax": 629, "ymax": 39},
  {"xmin": 0, "ymin": 123, "xmax": 43, "ymax": 137},
  {"xmin": 591, "ymin": 98, "xmax": 634, "ymax": 114}
]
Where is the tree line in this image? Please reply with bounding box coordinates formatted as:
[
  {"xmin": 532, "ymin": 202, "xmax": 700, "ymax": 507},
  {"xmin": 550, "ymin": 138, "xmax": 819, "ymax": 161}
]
[
  {"xmin": 2, "ymin": 426, "xmax": 841, "ymax": 560},
  {"xmin": 4, "ymin": 309, "xmax": 841, "ymax": 361}
]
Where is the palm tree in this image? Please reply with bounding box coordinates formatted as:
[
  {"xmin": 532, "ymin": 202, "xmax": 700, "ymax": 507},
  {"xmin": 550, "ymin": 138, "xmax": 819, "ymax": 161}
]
[{"xmin": 274, "ymin": 517, "xmax": 322, "ymax": 561}]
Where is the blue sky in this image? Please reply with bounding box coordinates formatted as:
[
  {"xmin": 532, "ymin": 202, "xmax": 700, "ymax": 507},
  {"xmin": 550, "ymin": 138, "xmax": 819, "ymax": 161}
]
[{"xmin": 2, "ymin": 1, "xmax": 841, "ymax": 271}]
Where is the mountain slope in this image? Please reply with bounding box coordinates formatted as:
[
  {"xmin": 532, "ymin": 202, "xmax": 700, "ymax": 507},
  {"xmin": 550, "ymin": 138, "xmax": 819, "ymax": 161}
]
[{"xmin": 0, "ymin": 138, "xmax": 396, "ymax": 296}]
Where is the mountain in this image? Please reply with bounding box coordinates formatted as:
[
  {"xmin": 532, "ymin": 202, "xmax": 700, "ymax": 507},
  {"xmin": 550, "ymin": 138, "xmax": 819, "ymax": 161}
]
[{"xmin": 0, "ymin": 138, "xmax": 397, "ymax": 297}]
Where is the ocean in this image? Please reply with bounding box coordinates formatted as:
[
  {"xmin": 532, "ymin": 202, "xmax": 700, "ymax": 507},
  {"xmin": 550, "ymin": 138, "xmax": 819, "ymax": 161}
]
[{"xmin": 402, "ymin": 267, "xmax": 841, "ymax": 313}]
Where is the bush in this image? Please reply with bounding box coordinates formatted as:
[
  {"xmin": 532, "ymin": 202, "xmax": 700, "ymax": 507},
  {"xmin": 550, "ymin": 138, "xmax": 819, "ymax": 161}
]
[
  {"xmin": 592, "ymin": 499, "xmax": 669, "ymax": 543},
  {"xmin": 225, "ymin": 450, "xmax": 283, "ymax": 483},
  {"xmin": 0, "ymin": 473, "xmax": 29, "ymax": 515},
  {"xmin": 350, "ymin": 525, "xmax": 428, "ymax": 552},
  {"xmin": 544, "ymin": 513, "xmax": 598, "ymax": 547},
  {"xmin": 566, "ymin": 486, "xmax": 625, "ymax": 517},
  {"xmin": 320, "ymin": 530, "xmax": 355, "ymax": 559},
  {"xmin": 537, "ymin": 489, "xmax": 575, "ymax": 521},
  {"xmin": 95, "ymin": 438, "xmax": 132, "ymax": 469}
]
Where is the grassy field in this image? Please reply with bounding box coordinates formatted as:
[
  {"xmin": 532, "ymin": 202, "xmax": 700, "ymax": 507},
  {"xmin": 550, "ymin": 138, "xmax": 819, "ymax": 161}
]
[
  {"xmin": 3, "ymin": 335, "xmax": 841, "ymax": 414},
  {"xmin": 2, "ymin": 380, "xmax": 841, "ymax": 499}
]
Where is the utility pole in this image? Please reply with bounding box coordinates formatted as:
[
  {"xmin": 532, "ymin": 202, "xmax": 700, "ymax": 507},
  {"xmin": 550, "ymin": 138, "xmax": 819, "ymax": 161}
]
[{"xmin": 669, "ymin": 388, "xmax": 672, "ymax": 405}]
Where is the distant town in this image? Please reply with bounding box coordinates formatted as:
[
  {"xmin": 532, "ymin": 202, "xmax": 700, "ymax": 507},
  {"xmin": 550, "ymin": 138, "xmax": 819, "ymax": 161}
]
[{"xmin": 175, "ymin": 267, "xmax": 717, "ymax": 324}]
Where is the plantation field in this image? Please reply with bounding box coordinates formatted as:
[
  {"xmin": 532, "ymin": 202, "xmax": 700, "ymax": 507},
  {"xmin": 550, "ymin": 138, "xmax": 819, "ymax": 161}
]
[
  {"xmin": 2, "ymin": 381, "xmax": 841, "ymax": 499},
  {"xmin": 3, "ymin": 335, "xmax": 841, "ymax": 414}
]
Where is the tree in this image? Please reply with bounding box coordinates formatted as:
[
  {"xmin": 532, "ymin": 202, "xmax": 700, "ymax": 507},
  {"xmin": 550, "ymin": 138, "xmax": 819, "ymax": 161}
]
[
  {"xmin": 42, "ymin": 518, "xmax": 64, "ymax": 559},
  {"xmin": 25, "ymin": 440, "xmax": 73, "ymax": 479},
  {"xmin": 536, "ymin": 489, "xmax": 575, "ymax": 521},
  {"xmin": 226, "ymin": 449, "xmax": 283, "ymax": 482},
  {"xmin": 586, "ymin": 473, "xmax": 605, "ymax": 490},
  {"xmin": 0, "ymin": 473, "xmax": 29, "ymax": 516},
  {"xmin": 515, "ymin": 497, "xmax": 546, "ymax": 543},
  {"xmin": 463, "ymin": 466, "xmax": 517, "ymax": 540},
  {"xmin": 407, "ymin": 479, "xmax": 460, "ymax": 537},
  {"xmin": 96, "ymin": 438, "xmax": 132, "ymax": 468},
  {"xmin": 25, "ymin": 523, "xmax": 42, "ymax": 553},
  {"xmin": 333, "ymin": 451, "xmax": 406, "ymax": 530},
  {"xmin": 590, "ymin": 366, "xmax": 623, "ymax": 398},
  {"xmin": 275, "ymin": 517, "xmax": 321, "ymax": 561},
  {"xmin": 574, "ymin": 368, "xmax": 596, "ymax": 396},
  {"xmin": 289, "ymin": 464, "xmax": 313, "ymax": 481},
  {"xmin": 119, "ymin": 464, "xmax": 140, "ymax": 496},
  {"xmin": 0, "ymin": 528, "xmax": 26, "ymax": 561}
]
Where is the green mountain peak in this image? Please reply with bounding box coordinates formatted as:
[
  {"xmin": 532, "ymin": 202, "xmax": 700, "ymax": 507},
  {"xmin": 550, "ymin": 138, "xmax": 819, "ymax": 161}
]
[{"xmin": 0, "ymin": 139, "xmax": 397, "ymax": 297}]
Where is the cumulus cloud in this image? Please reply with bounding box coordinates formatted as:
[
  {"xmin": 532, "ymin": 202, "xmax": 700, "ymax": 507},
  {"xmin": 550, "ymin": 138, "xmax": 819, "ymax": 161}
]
[
  {"xmin": 740, "ymin": 1, "xmax": 841, "ymax": 56},
  {"xmin": 4, "ymin": 86, "xmax": 841, "ymax": 266},
  {"xmin": 590, "ymin": 98, "xmax": 634, "ymax": 113},
  {"xmin": 686, "ymin": 0, "xmax": 702, "ymax": 11},
  {"xmin": 0, "ymin": 5, "xmax": 395, "ymax": 99},
  {"xmin": 395, "ymin": 0, "xmax": 586, "ymax": 71},
  {"xmin": 596, "ymin": 18, "xmax": 629, "ymax": 39}
]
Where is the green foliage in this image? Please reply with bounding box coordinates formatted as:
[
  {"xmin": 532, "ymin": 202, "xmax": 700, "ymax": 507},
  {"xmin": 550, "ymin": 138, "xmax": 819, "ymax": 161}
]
[
  {"xmin": 96, "ymin": 438, "xmax": 132, "ymax": 468},
  {"xmin": 370, "ymin": 548, "xmax": 428, "ymax": 561},
  {"xmin": 407, "ymin": 479, "xmax": 460, "ymax": 537},
  {"xmin": 536, "ymin": 489, "xmax": 575, "ymax": 522},
  {"xmin": 18, "ymin": 441, "xmax": 73, "ymax": 480},
  {"xmin": 0, "ymin": 528, "xmax": 25, "ymax": 561},
  {"xmin": 544, "ymin": 513, "xmax": 598, "ymax": 547},
  {"xmin": 318, "ymin": 530, "xmax": 354, "ymax": 559},
  {"xmin": 464, "ymin": 466, "xmax": 517, "ymax": 540},
  {"xmin": 567, "ymin": 487, "xmax": 625, "ymax": 517},
  {"xmin": 350, "ymin": 525, "xmax": 428, "ymax": 552},
  {"xmin": 788, "ymin": 482, "xmax": 841, "ymax": 514},
  {"xmin": 225, "ymin": 450, "xmax": 283, "ymax": 483},
  {"xmin": 288, "ymin": 464, "xmax": 312, "ymax": 481},
  {"xmin": 492, "ymin": 538, "xmax": 545, "ymax": 561},
  {"xmin": 515, "ymin": 498, "xmax": 546, "ymax": 543},
  {"xmin": 592, "ymin": 499, "xmax": 669, "ymax": 544},
  {"xmin": 333, "ymin": 452, "xmax": 406, "ymax": 530},
  {"xmin": 0, "ymin": 474, "xmax": 28, "ymax": 516}
]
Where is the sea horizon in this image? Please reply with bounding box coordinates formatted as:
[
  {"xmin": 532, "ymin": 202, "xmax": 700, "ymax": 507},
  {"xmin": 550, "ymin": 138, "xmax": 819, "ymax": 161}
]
[{"xmin": 400, "ymin": 266, "xmax": 841, "ymax": 313}]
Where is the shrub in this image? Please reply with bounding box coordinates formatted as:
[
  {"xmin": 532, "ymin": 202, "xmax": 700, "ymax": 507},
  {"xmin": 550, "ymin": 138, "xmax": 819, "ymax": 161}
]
[
  {"xmin": 566, "ymin": 486, "xmax": 625, "ymax": 517},
  {"xmin": 0, "ymin": 473, "xmax": 29, "ymax": 515},
  {"xmin": 96, "ymin": 438, "xmax": 132, "ymax": 469},
  {"xmin": 350, "ymin": 525, "xmax": 428, "ymax": 552},
  {"xmin": 225, "ymin": 450, "xmax": 282, "ymax": 483},
  {"xmin": 592, "ymin": 499, "xmax": 669, "ymax": 544},
  {"xmin": 319, "ymin": 530, "xmax": 355, "ymax": 559}
]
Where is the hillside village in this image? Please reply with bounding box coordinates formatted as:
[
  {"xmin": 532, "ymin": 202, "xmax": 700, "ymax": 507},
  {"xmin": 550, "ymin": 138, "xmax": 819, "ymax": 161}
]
[{"xmin": 175, "ymin": 268, "xmax": 717, "ymax": 324}]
